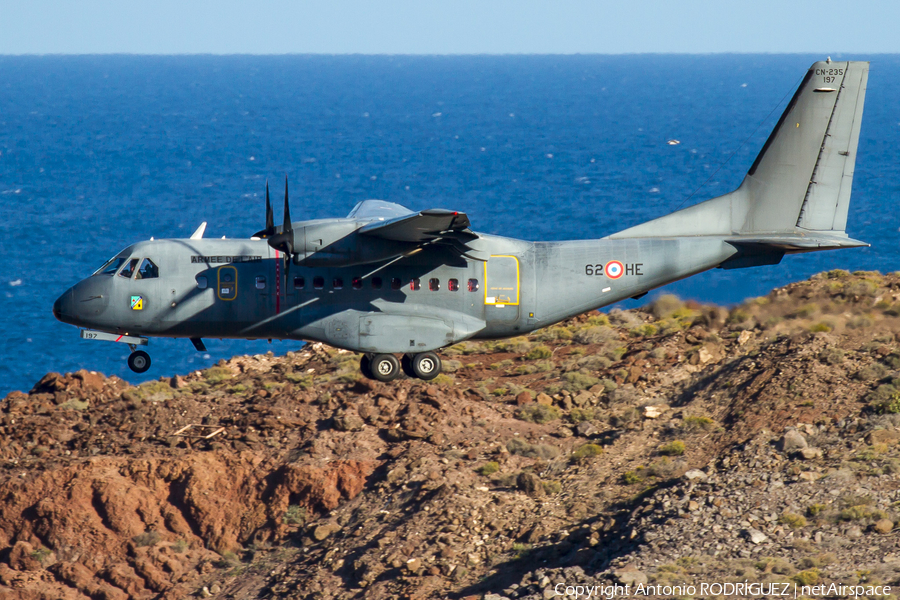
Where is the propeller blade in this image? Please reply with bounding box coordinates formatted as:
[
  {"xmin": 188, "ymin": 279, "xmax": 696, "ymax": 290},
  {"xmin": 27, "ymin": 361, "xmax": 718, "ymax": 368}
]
[
  {"xmin": 265, "ymin": 181, "xmax": 274, "ymax": 233},
  {"xmin": 252, "ymin": 180, "xmax": 277, "ymax": 238},
  {"xmin": 282, "ymin": 176, "xmax": 291, "ymax": 235}
]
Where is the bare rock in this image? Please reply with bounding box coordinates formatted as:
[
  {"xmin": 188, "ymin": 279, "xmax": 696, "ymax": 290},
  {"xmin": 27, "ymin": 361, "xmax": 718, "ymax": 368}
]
[
  {"xmin": 745, "ymin": 528, "xmax": 768, "ymax": 545},
  {"xmin": 798, "ymin": 447, "xmax": 823, "ymax": 460},
  {"xmin": 874, "ymin": 519, "xmax": 894, "ymax": 534},
  {"xmin": 574, "ymin": 421, "xmax": 598, "ymax": 437},
  {"xmin": 779, "ymin": 429, "xmax": 808, "ymax": 454},
  {"xmin": 333, "ymin": 412, "xmax": 365, "ymax": 432},
  {"xmin": 684, "ymin": 469, "xmax": 707, "ymax": 480},
  {"xmin": 642, "ymin": 405, "xmax": 666, "ymax": 419},
  {"xmin": 517, "ymin": 472, "xmax": 544, "ymax": 497},
  {"xmin": 406, "ymin": 558, "xmax": 422, "ymax": 575},
  {"xmin": 536, "ymin": 393, "xmax": 553, "ymax": 407},
  {"xmin": 8, "ymin": 541, "xmax": 40, "ymax": 571},
  {"xmin": 613, "ymin": 566, "xmax": 648, "ymax": 586},
  {"xmin": 867, "ymin": 429, "xmax": 900, "ymax": 445},
  {"xmin": 313, "ymin": 522, "xmax": 341, "ymax": 541},
  {"xmin": 516, "ymin": 391, "xmax": 533, "ymax": 406}
]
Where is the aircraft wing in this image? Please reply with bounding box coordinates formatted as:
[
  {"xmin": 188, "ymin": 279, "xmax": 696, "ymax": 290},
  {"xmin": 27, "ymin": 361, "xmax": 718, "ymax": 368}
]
[{"xmin": 358, "ymin": 209, "xmax": 474, "ymax": 243}]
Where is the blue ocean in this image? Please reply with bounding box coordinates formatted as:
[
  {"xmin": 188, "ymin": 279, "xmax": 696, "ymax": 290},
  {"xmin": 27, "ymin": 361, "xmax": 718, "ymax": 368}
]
[{"xmin": 1, "ymin": 55, "xmax": 897, "ymax": 395}]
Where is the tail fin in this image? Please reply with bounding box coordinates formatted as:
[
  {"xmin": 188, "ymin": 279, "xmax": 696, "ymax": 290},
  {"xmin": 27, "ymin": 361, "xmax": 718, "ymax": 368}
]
[{"xmin": 610, "ymin": 60, "xmax": 869, "ymax": 245}]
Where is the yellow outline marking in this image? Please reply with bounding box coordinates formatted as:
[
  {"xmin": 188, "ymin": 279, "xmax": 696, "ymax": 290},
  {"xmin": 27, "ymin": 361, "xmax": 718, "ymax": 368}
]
[
  {"xmin": 217, "ymin": 265, "xmax": 238, "ymax": 301},
  {"xmin": 484, "ymin": 255, "xmax": 520, "ymax": 306}
]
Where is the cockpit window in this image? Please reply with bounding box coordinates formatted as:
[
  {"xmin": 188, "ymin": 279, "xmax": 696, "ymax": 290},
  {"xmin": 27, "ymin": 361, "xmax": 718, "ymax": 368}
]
[
  {"xmin": 118, "ymin": 258, "xmax": 139, "ymax": 279},
  {"xmin": 137, "ymin": 258, "xmax": 159, "ymax": 279},
  {"xmin": 95, "ymin": 256, "xmax": 127, "ymax": 276}
]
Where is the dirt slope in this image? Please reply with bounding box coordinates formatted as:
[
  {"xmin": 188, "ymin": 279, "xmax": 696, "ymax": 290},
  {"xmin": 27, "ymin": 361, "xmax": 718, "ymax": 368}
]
[{"xmin": 3, "ymin": 270, "xmax": 900, "ymax": 599}]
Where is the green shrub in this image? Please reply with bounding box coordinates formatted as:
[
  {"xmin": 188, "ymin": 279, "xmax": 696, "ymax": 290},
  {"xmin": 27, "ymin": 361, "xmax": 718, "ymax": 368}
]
[
  {"xmin": 285, "ymin": 371, "xmax": 314, "ymax": 388},
  {"xmin": 283, "ymin": 504, "xmax": 307, "ymax": 525},
  {"xmin": 809, "ymin": 322, "xmax": 832, "ymax": 333},
  {"xmin": 631, "ymin": 324, "xmax": 658, "ymax": 337},
  {"xmin": 562, "ymin": 371, "xmax": 600, "ymax": 392},
  {"xmin": 29, "ymin": 547, "xmax": 52, "ymax": 563},
  {"xmin": 682, "ymin": 415, "xmax": 715, "ymax": 431},
  {"xmin": 525, "ymin": 345, "xmax": 553, "ymax": 360},
  {"xmin": 818, "ymin": 347, "xmax": 845, "ymax": 365},
  {"xmin": 622, "ymin": 469, "xmax": 645, "ymax": 485},
  {"xmin": 516, "ymin": 403, "xmax": 560, "ymax": 424},
  {"xmin": 779, "ymin": 512, "xmax": 808, "ymax": 529},
  {"xmin": 506, "ymin": 438, "xmax": 560, "ymax": 459},
  {"xmin": 651, "ymin": 294, "xmax": 684, "ymax": 319},
  {"xmin": 793, "ymin": 569, "xmax": 820, "ymax": 586},
  {"xmin": 133, "ymin": 531, "xmax": 162, "ymax": 547},
  {"xmin": 807, "ymin": 504, "xmax": 827, "ymax": 517},
  {"xmin": 477, "ymin": 462, "xmax": 500, "ymax": 476},
  {"xmin": 203, "ymin": 366, "xmax": 233, "ymax": 384},
  {"xmin": 569, "ymin": 408, "xmax": 595, "ymax": 423},
  {"xmin": 658, "ymin": 440, "xmax": 686, "ymax": 456},
  {"xmin": 574, "ymin": 326, "xmax": 616, "ymax": 345},
  {"xmin": 542, "ymin": 480, "xmax": 562, "ymax": 494},
  {"xmin": 856, "ymin": 363, "xmax": 888, "ymax": 381},
  {"xmin": 571, "ymin": 443, "xmax": 604, "ymax": 461},
  {"xmin": 727, "ymin": 309, "xmax": 751, "ymax": 325}
]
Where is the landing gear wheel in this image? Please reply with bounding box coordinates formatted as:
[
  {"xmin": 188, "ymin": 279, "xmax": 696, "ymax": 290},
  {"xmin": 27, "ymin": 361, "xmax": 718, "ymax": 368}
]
[
  {"xmin": 360, "ymin": 354, "xmax": 374, "ymax": 380},
  {"xmin": 128, "ymin": 350, "xmax": 151, "ymax": 374},
  {"xmin": 370, "ymin": 354, "xmax": 400, "ymax": 382},
  {"xmin": 401, "ymin": 354, "xmax": 416, "ymax": 378},
  {"xmin": 412, "ymin": 352, "xmax": 441, "ymax": 381}
]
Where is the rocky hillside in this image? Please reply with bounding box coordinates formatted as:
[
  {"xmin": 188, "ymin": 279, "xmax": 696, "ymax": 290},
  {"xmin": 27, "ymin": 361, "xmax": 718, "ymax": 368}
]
[{"xmin": 3, "ymin": 270, "xmax": 900, "ymax": 600}]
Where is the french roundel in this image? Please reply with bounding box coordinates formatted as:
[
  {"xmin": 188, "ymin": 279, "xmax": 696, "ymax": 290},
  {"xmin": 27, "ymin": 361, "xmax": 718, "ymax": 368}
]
[{"xmin": 605, "ymin": 260, "xmax": 624, "ymax": 279}]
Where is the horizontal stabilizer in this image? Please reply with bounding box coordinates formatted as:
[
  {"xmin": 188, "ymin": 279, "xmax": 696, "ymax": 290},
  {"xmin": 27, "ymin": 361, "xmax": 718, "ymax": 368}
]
[{"xmin": 726, "ymin": 234, "xmax": 869, "ymax": 252}]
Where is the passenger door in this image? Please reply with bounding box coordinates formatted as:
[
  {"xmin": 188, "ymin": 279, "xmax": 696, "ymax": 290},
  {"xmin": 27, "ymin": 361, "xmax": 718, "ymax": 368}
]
[{"xmin": 484, "ymin": 255, "xmax": 520, "ymax": 324}]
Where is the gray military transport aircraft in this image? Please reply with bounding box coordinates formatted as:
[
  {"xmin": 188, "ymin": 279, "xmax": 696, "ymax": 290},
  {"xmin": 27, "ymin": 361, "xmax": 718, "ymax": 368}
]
[{"xmin": 54, "ymin": 60, "xmax": 869, "ymax": 382}]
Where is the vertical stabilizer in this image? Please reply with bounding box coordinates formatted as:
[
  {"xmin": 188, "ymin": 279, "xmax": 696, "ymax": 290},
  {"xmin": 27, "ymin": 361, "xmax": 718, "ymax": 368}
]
[
  {"xmin": 610, "ymin": 60, "xmax": 869, "ymax": 241},
  {"xmin": 737, "ymin": 60, "xmax": 868, "ymax": 234}
]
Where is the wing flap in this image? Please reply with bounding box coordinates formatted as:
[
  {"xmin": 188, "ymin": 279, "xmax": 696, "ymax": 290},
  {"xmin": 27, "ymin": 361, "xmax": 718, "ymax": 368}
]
[{"xmin": 359, "ymin": 209, "xmax": 473, "ymax": 243}]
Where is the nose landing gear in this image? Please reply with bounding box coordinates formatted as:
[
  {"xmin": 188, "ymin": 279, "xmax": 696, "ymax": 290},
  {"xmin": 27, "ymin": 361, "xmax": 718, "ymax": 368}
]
[
  {"xmin": 362, "ymin": 352, "xmax": 442, "ymax": 382},
  {"xmin": 127, "ymin": 350, "xmax": 152, "ymax": 373}
]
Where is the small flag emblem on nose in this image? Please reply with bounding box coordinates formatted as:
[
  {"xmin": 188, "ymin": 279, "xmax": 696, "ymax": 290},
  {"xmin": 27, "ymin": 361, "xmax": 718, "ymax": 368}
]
[{"xmin": 131, "ymin": 295, "xmax": 143, "ymax": 310}]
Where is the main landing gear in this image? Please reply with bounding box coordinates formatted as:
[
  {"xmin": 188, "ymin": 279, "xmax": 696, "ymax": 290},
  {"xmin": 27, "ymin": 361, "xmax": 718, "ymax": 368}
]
[{"xmin": 360, "ymin": 352, "xmax": 442, "ymax": 382}]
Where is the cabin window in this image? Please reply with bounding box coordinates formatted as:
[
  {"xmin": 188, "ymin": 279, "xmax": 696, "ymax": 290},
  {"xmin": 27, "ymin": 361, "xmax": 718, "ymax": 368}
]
[
  {"xmin": 448, "ymin": 278, "xmax": 459, "ymax": 292},
  {"xmin": 118, "ymin": 258, "xmax": 139, "ymax": 279},
  {"xmin": 95, "ymin": 256, "xmax": 127, "ymax": 276},
  {"xmin": 293, "ymin": 276, "xmax": 305, "ymax": 290},
  {"xmin": 352, "ymin": 277, "xmax": 363, "ymax": 290},
  {"xmin": 429, "ymin": 278, "xmax": 440, "ymax": 291},
  {"xmin": 391, "ymin": 277, "xmax": 402, "ymax": 290},
  {"xmin": 468, "ymin": 278, "xmax": 479, "ymax": 292},
  {"xmin": 410, "ymin": 278, "xmax": 421, "ymax": 291},
  {"xmin": 313, "ymin": 276, "xmax": 324, "ymax": 290},
  {"xmin": 196, "ymin": 276, "xmax": 208, "ymax": 289},
  {"xmin": 333, "ymin": 278, "xmax": 344, "ymax": 290},
  {"xmin": 136, "ymin": 258, "xmax": 159, "ymax": 279},
  {"xmin": 255, "ymin": 276, "xmax": 266, "ymax": 290},
  {"xmin": 372, "ymin": 277, "xmax": 383, "ymax": 289}
]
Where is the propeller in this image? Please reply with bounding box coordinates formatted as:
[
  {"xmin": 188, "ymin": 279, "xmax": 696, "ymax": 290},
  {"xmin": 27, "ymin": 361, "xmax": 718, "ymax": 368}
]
[{"xmin": 266, "ymin": 176, "xmax": 294, "ymax": 256}]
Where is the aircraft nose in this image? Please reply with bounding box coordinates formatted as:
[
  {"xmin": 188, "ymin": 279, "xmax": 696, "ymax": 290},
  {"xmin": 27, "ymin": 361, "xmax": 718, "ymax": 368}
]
[{"xmin": 53, "ymin": 289, "xmax": 74, "ymax": 322}]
